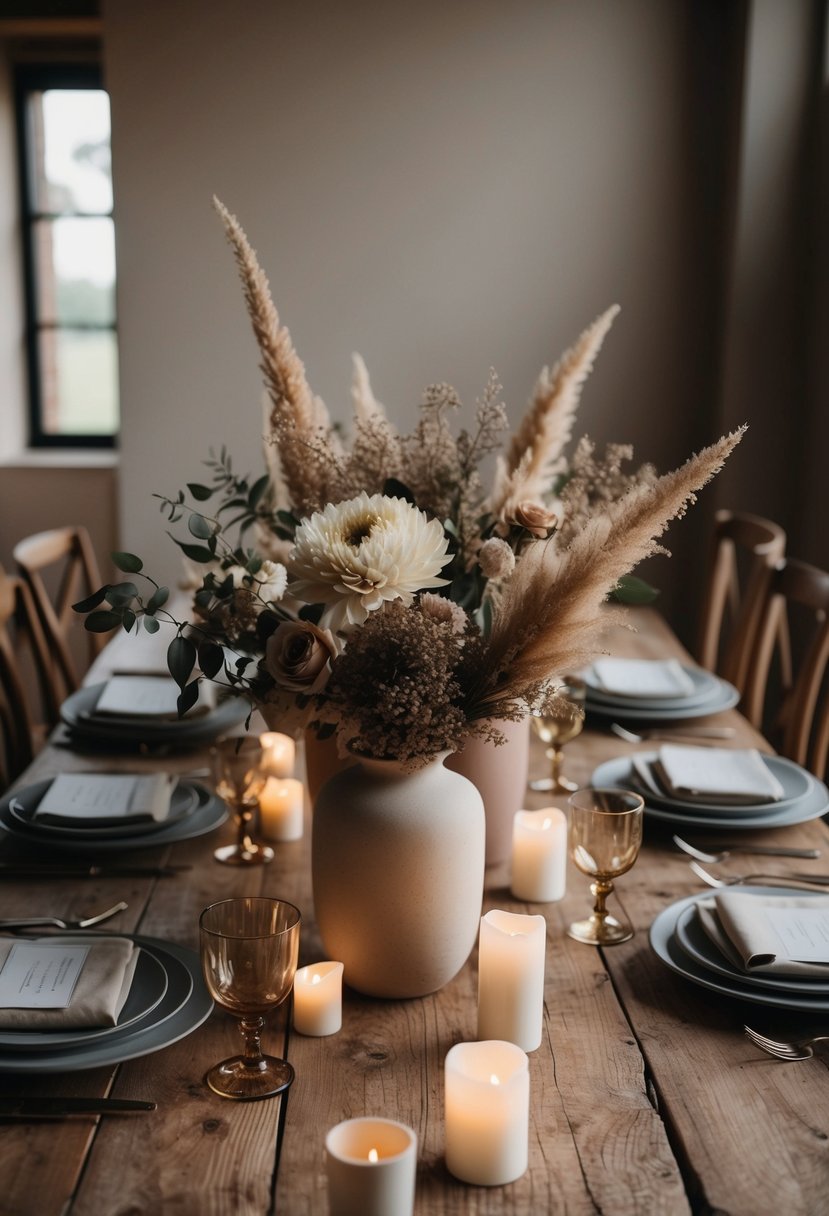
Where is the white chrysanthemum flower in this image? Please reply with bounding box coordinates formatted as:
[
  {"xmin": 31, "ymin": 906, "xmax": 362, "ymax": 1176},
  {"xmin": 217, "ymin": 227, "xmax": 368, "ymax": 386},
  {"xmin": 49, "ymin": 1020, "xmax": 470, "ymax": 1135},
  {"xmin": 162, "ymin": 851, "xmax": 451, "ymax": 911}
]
[
  {"xmin": 289, "ymin": 492, "xmax": 451, "ymax": 631},
  {"xmin": 255, "ymin": 560, "xmax": 288, "ymax": 603}
]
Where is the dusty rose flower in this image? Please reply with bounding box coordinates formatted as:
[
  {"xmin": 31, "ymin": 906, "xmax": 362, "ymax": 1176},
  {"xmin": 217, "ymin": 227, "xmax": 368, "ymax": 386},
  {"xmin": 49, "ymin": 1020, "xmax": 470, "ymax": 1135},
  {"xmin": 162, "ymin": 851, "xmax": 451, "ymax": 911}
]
[
  {"xmin": 505, "ymin": 501, "xmax": 558, "ymax": 539},
  {"xmin": 477, "ymin": 538, "xmax": 516, "ymax": 579},
  {"xmin": 419, "ymin": 592, "xmax": 468, "ymax": 633},
  {"xmin": 266, "ymin": 620, "xmax": 338, "ymax": 693}
]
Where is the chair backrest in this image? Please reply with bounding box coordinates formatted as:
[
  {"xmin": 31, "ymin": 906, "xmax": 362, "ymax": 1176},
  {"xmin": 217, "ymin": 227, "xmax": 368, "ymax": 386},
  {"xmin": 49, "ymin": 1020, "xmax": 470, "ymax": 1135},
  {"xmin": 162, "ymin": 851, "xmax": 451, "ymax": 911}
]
[
  {"xmin": 697, "ymin": 509, "xmax": 787, "ymax": 695},
  {"xmin": 741, "ymin": 557, "xmax": 829, "ymax": 779},
  {"xmin": 13, "ymin": 526, "xmax": 108, "ymax": 718},
  {"xmin": 0, "ymin": 565, "xmax": 53, "ymax": 788}
]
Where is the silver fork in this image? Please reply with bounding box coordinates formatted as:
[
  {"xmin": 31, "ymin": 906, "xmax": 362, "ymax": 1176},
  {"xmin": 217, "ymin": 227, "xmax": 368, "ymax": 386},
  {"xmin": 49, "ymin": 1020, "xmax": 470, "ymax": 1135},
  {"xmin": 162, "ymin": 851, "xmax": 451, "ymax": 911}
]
[
  {"xmin": 744, "ymin": 1025, "xmax": 829, "ymax": 1061},
  {"xmin": 673, "ymin": 834, "xmax": 820, "ymax": 862},
  {"xmin": 689, "ymin": 860, "xmax": 829, "ymax": 889},
  {"xmin": 611, "ymin": 723, "xmax": 736, "ymax": 744},
  {"xmin": 0, "ymin": 901, "xmax": 128, "ymax": 931}
]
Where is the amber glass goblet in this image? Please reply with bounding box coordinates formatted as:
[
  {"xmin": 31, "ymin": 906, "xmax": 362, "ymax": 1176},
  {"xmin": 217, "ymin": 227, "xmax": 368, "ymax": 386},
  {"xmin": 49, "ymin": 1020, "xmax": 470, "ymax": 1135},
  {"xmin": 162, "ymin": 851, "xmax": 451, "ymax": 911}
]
[
  {"xmin": 211, "ymin": 735, "xmax": 273, "ymax": 865},
  {"xmin": 528, "ymin": 675, "xmax": 587, "ymax": 793},
  {"xmin": 199, "ymin": 897, "xmax": 301, "ymax": 1100},
  {"xmin": 567, "ymin": 788, "xmax": 644, "ymax": 945}
]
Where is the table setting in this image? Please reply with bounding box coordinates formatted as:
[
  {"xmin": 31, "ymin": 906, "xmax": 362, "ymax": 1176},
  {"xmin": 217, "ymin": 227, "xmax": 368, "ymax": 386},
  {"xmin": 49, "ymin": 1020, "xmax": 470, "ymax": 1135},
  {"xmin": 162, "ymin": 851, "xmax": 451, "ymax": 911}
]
[{"xmin": 0, "ymin": 205, "xmax": 826, "ymax": 1215}]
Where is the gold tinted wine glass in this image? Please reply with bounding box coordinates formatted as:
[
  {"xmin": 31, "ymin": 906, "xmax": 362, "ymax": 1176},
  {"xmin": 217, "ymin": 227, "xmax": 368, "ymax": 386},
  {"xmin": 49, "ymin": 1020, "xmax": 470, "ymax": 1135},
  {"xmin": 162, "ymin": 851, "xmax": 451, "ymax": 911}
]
[
  {"xmin": 567, "ymin": 788, "xmax": 644, "ymax": 945},
  {"xmin": 529, "ymin": 676, "xmax": 587, "ymax": 793},
  {"xmin": 199, "ymin": 897, "xmax": 301, "ymax": 1100},
  {"xmin": 211, "ymin": 735, "xmax": 274, "ymax": 865}
]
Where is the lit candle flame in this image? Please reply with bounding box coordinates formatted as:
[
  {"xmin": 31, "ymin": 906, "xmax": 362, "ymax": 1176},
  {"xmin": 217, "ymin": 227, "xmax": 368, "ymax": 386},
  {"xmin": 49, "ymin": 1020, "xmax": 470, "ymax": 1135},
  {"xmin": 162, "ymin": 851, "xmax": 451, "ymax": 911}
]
[
  {"xmin": 368, "ymin": 1147, "xmax": 379, "ymax": 1163},
  {"xmin": 490, "ymin": 1074, "xmax": 501, "ymax": 1086},
  {"xmin": 542, "ymin": 817, "xmax": 552, "ymax": 829}
]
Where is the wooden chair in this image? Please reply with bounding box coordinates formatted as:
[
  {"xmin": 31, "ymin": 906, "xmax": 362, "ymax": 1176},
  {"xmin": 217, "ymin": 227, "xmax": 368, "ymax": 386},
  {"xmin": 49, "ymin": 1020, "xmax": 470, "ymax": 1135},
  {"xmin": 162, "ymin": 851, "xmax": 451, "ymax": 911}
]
[
  {"xmin": 697, "ymin": 509, "xmax": 788, "ymax": 696},
  {"xmin": 0, "ymin": 565, "xmax": 54, "ymax": 788},
  {"xmin": 741, "ymin": 557, "xmax": 829, "ymax": 779},
  {"xmin": 13, "ymin": 526, "xmax": 109, "ymax": 721}
]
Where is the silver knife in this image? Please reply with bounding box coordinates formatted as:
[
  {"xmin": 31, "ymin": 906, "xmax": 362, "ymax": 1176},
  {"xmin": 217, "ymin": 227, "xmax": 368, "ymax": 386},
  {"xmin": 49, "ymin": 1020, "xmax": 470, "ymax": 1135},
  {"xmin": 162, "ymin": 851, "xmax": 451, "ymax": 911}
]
[{"xmin": 0, "ymin": 1097, "xmax": 156, "ymax": 1118}]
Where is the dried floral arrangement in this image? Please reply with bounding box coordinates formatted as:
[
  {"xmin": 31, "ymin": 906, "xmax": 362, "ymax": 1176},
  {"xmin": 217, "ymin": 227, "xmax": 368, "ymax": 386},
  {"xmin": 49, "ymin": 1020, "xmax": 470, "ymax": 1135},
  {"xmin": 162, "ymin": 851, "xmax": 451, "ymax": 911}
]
[{"xmin": 78, "ymin": 199, "xmax": 744, "ymax": 763}]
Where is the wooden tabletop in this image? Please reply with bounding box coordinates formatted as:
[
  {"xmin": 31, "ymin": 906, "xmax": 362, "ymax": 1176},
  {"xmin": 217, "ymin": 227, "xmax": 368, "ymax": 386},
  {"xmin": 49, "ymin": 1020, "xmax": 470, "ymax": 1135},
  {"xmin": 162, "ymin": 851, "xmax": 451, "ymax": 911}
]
[{"xmin": 1, "ymin": 608, "xmax": 828, "ymax": 1215}]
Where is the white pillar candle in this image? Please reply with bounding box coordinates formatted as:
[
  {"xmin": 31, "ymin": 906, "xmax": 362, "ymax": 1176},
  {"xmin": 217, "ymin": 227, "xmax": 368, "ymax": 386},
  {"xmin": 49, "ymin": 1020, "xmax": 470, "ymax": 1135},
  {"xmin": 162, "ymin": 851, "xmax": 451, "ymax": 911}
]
[
  {"xmin": 326, "ymin": 1117, "xmax": 417, "ymax": 1216},
  {"xmin": 293, "ymin": 961, "xmax": 344, "ymax": 1036},
  {"xmin": 259, "ymin": 730, "xmax": 296, "ymax": 778},
  {"xmin": 477, "ymin": 909, "xmax": 546, "ymax": 1052},
  {"xmin": 444, "ymin": 1040, "xmax": 529, "ymax": 1186},
  {"xmin": 510, "ymin": 807, "xmax": 567, "ymax": 902},
  {"xmin": 259, "ymin": 777, "xmax": 304, "ymax": 841}
]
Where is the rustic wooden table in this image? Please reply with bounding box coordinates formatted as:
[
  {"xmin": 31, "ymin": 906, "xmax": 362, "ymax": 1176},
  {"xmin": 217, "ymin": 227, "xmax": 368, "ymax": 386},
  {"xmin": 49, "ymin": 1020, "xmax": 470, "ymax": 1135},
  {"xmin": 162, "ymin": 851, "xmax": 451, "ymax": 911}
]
[{"xmin": 0, "ymin": 609, "xmax": 827, "ymax": 1215}]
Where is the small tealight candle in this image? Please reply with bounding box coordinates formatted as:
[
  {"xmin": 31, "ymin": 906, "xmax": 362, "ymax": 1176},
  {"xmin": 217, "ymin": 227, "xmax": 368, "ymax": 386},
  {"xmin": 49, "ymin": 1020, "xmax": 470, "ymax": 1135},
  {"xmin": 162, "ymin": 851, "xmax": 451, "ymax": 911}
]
[
  {"xmin": 326, "ymin": 1117, "xmax": 417, "ymax": 1216},
  {"xmin": 259, "ymin": 731, "xmax": 296, "ymax": 778},
  {"xmin": 293, "ymin": 961, "xmax": 344, "ymax": 1036},
  {"xmin": 510, "ymin": 807, "xmax": 567, "ymax": 902},
  {"xmin": 259, "ymin": 777, "xmax": 304, "ymax": 841},
  {"xmin": 444, "ymin": 1040, "xmax": 529, "ymax": 1186},
  {"xmin": 477, "ymin": 909, "xmax": 546, "ymax": 1051}
]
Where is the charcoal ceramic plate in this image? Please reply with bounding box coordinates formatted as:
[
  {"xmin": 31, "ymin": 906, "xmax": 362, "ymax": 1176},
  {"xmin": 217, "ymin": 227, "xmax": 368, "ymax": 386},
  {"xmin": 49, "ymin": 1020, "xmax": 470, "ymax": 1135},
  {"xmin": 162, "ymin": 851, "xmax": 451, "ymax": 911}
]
[
  {"xmin": 0, "ymin": 781, "xmax": 227, "ymax": 852},
  {"xmin": 0, "ymin": 935, "xmax": 210, "ymax": 1072},
  {"xmin": 60, "ymin": 682, "xmax": 250, "ymax": 746},
  {"xmin": 585, "ymin": 677, "xmax": 740, "ymax": 722},
  {"xmin": 7, "ymin": 780, "xmax": 200, "ymax": 839}
]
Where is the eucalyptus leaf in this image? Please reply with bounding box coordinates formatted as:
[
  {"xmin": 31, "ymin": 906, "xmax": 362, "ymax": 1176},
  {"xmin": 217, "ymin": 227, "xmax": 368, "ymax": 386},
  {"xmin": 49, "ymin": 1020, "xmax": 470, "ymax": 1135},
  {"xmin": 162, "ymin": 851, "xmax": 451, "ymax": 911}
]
[
  {"xmin": 144, "ymin": 616, "xmax": 161, "ymax": 634},
  {"xmin": 610, "ymin": 574, "xmax": 660, "ymax": 605},
  {"xmin": 167, "ymin": 533, "xmax": 215, "ymax": 563},
  {"xmin": 187, "ymin": 483, "xmax": 213, "ymax": 501},
  {"xmin": 106, "ymin": 582, "xmax": 139, "ymax": 607},
  {"xmin": 248, "ymin": 474, "xmax": 270, "ymax": 509},
  {"xmin": 111, "ymin": 551, "xmax": 143, "ymax": 574},
  {"xmin": 86, "ymin": 609, "xmax": 123, "ymax": 633},
  {"xmin": 146, "ymin": 586, "xmax": 170, "ymax": 614},
  {"xmin": 122, "ymin": 607, "xmax": 136, "ymax": 632},
  {"xmin": 198, "ymin": 642, "xmax": 225, "ymax": 679},
  {"xmin": 167, "ymin": 635, "xmax": 197, "ymax": 689},
  {"xmin": 72, "ymin": 586, "xmax": 108, "ymax": 614},
  {"xmin": 177, "ymin": 681, "xmax": 200, "ymax": 717},
  {"xmin": 188, "ymin": 513, "xmax": 214, "ymax": 540}
]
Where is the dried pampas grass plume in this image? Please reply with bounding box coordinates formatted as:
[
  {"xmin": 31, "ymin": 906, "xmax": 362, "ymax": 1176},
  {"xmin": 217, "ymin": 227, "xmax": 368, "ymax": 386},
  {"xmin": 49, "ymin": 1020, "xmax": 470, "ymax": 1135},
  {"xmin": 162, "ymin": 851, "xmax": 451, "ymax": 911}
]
[
  {"xmin": 214, "ymin": 196, "xmax": 332, "ymax": 512},
  {"xmin": 471, "ymin": 426, "xmax": 746, "ymax": 717},
  {"xmin": 351, "ymin": 353, "xmax": 389, "ymax": 425},
  {"xmin": 491, "ymin": 305, "xmax": 620, "ymax": 516}
]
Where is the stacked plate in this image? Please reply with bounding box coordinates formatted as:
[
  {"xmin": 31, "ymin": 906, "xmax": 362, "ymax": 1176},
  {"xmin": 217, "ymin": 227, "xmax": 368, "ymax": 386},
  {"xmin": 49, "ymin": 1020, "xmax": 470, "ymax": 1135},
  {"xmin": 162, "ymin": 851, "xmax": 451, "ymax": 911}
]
[
  {"xmin": 650, "ymin": 886, "xmax": 829, "ymax": 1012},
  {"xmin": 0, "ymin": 779, "xmax": 228, "ymax": 852},
  {"xmin": 592, "ymin": 752, "xmax": 829, "ymax": 831},
  {"xmin": 582, "ymin": 660, "xmax": 739, "ymax": 722},
  {"xmin": 61, "ymin": 681, "xmax": 250, "ymax": 749},
  {"xmin": 0, "ymin": 933, "xmax": 212, "ymax": 1073}
]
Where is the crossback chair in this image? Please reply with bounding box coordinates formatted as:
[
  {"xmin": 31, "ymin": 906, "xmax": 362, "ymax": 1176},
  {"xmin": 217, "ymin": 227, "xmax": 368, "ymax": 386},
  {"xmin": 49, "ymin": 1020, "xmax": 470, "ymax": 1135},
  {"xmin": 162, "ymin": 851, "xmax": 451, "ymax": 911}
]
[
  {"xmin": 741, "ymin": 557, "xmax": 829, "ymax": 779},
  {"xmin": 697, "ymin": 509, "xmax": 788, "ymax": 698},
  {"xmin": 0, "ymin": 565, "xmax": 54, "ymax": 789},
  {"xmin": 13, "ymin": 526, "xmax": 109, "ymax": 722}
]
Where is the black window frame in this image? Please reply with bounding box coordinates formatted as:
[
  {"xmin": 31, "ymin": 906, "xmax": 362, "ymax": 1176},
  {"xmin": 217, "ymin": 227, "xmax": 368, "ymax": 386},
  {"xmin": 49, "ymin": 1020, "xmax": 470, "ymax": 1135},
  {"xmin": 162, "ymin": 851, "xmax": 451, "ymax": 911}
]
[{"xmin": 13, "ymin": 60, "xmax": 118, "ymax": 450}]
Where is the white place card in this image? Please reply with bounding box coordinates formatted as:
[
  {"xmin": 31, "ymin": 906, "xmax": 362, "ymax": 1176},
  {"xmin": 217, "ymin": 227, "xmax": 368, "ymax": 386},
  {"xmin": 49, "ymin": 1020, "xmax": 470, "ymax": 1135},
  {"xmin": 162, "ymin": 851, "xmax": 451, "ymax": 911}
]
[
  {"xmin": 763, "ymin": 907, "xmax": 829, "ymax": 965},
  {"xmin": 33, "ymin": 773, "xmax": 174, "ymax": 825},
  {"xmin": 590, "ymin": 658, "xmax": 696, "ymax": 699},
  {"xmin": 0, "ymin": 942, "xmax": 90, "ymax": 1009},
  {"xmin": 657, "ymin": 745, "xmax": 784, "ymax": 803},
  {"xmin": 93, "ymin": 676, "xmax": 216, "ymax": 719}
]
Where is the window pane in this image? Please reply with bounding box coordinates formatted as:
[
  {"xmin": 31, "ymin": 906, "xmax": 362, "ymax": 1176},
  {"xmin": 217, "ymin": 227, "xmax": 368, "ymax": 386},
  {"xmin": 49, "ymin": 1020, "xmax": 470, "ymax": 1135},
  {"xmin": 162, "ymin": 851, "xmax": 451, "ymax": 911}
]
[
  {"xmin": 38, "ymin": 329, "xmax": 119, "ymax": 437},
  {"xmin": 29, "ymin": 89, "xmax": 112, "ymax": 215},
  {"xmin": 33, "ymin": 217, "xmax": 116, "ymax": 325}
]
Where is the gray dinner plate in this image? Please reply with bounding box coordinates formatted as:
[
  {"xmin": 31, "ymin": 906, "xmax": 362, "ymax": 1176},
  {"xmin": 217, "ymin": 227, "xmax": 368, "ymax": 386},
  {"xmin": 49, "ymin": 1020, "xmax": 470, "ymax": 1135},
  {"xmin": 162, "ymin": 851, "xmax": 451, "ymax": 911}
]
[
  {"xmin": 650, "ymin": 887, "xmax": 829, "ymax": 1011},
  {"xmin": 0, "ymin": 947, "xmax": 169, "ymax": 1050},
  {"xmin": 61, "ymin": 682, "xmax": 250, "ymax": 746},
  {"xmin": 0, "ymin": 935, "xmax": 210, "ymax": 1073},
  {"xmin": 674, "ymin": 903, "xmax": 829, "ymax": 995},
  {"xmin": 592, "ymin": 751, "xmax": 814, "ymax": 818},
  {"xmin": 8, "ymin": 780, "xmax": 200, "ymax": 839},
  {"xmin": 584, "ymin": 663, "xmax": 721, "ymax": 710},
  {"xmin": 585, "ymin": 677, "xmax": 740, "ymax": 722},
  {"xmin": 0, "ymin": 780, "xmax": 228, "ymax": 852}
]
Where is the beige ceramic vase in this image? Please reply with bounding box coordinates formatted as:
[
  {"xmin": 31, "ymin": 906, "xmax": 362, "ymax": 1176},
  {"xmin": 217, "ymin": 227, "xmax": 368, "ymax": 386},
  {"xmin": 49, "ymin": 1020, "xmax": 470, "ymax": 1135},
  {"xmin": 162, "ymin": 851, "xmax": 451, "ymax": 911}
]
[
  {"xmin": 312, "ymin": 752, "xmax": 486, "ymax": 998},
  {"xmin": 446, "ymin": 718, "xmax": 530, "ymax": 866}
]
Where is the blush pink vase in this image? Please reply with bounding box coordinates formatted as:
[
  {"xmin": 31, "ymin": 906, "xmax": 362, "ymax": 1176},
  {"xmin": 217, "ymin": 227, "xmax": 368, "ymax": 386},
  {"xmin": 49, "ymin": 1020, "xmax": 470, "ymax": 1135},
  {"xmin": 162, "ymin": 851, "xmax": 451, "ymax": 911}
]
[{"xmin": 445, "ymin": 718, "xmax": 530, "ymax": 866}]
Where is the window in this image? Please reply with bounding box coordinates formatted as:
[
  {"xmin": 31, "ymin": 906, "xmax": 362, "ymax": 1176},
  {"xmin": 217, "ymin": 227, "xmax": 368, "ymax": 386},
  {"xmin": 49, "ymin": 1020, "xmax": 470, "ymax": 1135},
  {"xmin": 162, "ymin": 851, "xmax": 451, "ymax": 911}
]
[{"xmin": 14, "ymin": 63, "xmax": 118, "ymax": 447}]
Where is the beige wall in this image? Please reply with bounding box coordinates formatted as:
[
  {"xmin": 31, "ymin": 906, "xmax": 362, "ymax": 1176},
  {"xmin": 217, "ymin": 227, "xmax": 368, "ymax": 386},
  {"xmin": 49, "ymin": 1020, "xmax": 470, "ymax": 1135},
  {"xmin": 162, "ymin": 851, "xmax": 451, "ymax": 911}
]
[{"xmin": 103, "ymin": 0, "xmax": 732, "ymax": 636}]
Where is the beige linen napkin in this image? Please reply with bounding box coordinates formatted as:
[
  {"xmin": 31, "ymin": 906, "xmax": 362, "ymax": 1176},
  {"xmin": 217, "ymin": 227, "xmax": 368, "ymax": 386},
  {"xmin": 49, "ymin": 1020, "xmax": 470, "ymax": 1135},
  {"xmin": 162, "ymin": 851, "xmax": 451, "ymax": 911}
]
[
  {"xmin": 93, "ymin": 675, "xmax": 217, "ymax": 719},
  {"xmin": 33, "ymin": 773, "xmax": 177, "ymax": 827},
  {"xmin": 697, "ymin": 892, "xmax": 829, "ymax": 976},
  {"xmin": 654, "ymin": 745, "xmax": 785, "ymax": 805},
  {"xmin": 590, "ymin": 658, "xmax": 696, "ymax": 699},
  {"xmin": 0, "ymin": 937, "xmax": 139, "ymax": 1028}
]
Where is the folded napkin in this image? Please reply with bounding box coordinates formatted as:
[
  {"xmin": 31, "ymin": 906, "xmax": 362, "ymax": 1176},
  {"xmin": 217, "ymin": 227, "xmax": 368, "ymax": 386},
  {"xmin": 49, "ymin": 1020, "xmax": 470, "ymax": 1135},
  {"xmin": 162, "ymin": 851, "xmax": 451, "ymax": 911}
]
[
  {"xmin": 32, "ymin": 773, "xmax": 177, "ymax": 827},
  {"xmin": 0, "ymin": 937, "xmax": 139, "ymax": 1028},
  {"xmin": 589, "ymin": 658, "xmax": 696, "ymax": 699},
  {"xmin": 697, "ymin": 892, "xmax": 829, "ymax": 976},
  {"xmin": 93, "ymin": 675, "xmax": 217, "ymax": 720},
  {"xmin": 654, "ymin": 745, "xmax": 784, "ymax": 805}
]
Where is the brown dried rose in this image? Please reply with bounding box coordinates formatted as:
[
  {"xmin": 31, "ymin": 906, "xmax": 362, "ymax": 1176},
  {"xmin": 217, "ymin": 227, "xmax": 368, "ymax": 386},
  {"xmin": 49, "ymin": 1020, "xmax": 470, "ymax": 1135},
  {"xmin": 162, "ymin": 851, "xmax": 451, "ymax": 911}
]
[
  {"xmin": 504, "ymin": 501, "xmax": 558, "ymax": 539},
  {"xmin": 265, "ymin": 620, "xmax": 338, "ymax": 693},
  {"xmin": 477, "ymin": 538, "xmax": 516, "ymax": 579}
]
